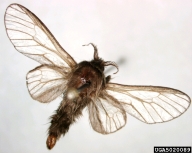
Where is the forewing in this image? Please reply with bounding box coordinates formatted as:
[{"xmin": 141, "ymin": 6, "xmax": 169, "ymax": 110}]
[
  {"xmin": 106, "ymin": 83, "xmax": 191, "ymax": 124},
  {"xmin": 27, "ymin": 65, "xmax": 70, "ymax": 103},
  {"xmin": 88, "ymin": 93, "xmax": 126, "ymax": 134},
  {"xmin": 4, "ymin": 3, "xmax": 76, "ymax": 68}
]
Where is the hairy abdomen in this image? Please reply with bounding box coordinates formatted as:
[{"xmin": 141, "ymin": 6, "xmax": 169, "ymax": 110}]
[{"xmin": 46, "ymin": 98, "xmax": 89, "ymax": 149}]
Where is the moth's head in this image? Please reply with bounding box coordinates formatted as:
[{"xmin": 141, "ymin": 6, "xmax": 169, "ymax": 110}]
[{"xmin": 84, "ymin": 43, "xmax": 119, "ymax": 74}]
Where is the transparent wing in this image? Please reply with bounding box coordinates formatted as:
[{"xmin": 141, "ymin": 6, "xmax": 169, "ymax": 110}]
[
  {"xmin": 106, "ymin": 83, "xmax": 191, "ymax": 124},
  {"xmin": 27, "ymin": 65, "xmax": 70, "ymax": 103},
  {"xmin": 88, "ymin": 93, "xmax": 126, "ymax": 134},
  {"xmin": 4, "ymin": 3, "xmax": 76, "ymax": 68}
]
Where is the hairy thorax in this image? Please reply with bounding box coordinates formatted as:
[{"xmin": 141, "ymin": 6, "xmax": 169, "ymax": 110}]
[{"xmin": 66, "ymin": 61, "xmax": 105, "ymax": 102}]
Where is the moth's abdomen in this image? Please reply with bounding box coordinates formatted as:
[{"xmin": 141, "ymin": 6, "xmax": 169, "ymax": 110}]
[
  {"xmin": 47, "ymin": 97, "xmax": 89, "ymax": 149},
  {"xmin": 47, "ymin": 102, "xmax": 72, "ymax": 149},
  {"xmin": 46, "ymin": 134, "xmax": 57, "ymax": 150}
]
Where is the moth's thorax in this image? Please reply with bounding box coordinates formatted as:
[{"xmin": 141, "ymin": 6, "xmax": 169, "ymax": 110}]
[{"xmin": 66, "ymin": 60, "xmax": 105, "ymax": 101}]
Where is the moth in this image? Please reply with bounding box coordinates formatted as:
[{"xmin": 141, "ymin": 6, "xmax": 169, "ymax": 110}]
[{"xmin": 5, "ymin": 3, "xmax": 191, "ymax": 150}]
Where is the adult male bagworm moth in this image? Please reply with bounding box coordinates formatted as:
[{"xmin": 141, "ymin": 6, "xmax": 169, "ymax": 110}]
[{"xmin": 4, "ymin": 3, "xmax": 191, "ymax": 150}]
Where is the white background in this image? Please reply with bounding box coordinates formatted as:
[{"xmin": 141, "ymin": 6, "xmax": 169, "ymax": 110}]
[{"xmin": 0, "ymin": 0, "xmax": 191, "ymax": 153}]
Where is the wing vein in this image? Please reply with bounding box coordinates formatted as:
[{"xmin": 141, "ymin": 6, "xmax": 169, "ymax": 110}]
[
  {"xmin": 16, "ymin": 45, "xmax": 40, "ymax": 47},
  {"xmin": 121, "ymin": 101, "xmax": 147, "ymax": 122},
  {"xmin": 175, "ymin": 94, "xmax": 190, "ymax": 102},
  {"xmin": 11, "ymin": 38, "xmax": 33, "ymax": 40},
  {"xmin": 151, "ymin": 101, "xmax": 173, "ymax": 118},
  {"xmin": 125, "ymin": 92, "xmax": 155, "ymax": 122},
  {"xmin": 28, "ymin": 76, "xmax": 64, "ymax": 96},
  {"xmin": 158, "ymin": 94, "xmax": 182, "ymax": 113},
  {"xmin": 6, "ymin": 13, "xmax": 34, "ymax": 25},
  {"xmin": 161, "ymin": 94, "xmax": 186, "ymax": 109},
  {"xmin": 22, "ymin": 52, "xmax": 55, "ymax": 65},
  {"xmin": 7, "ymin": 28, "xmax": 34, "ymax": 38},
  {"xmin": 10, "ymin": 5, "xmax": 27, "ymax": 14},
  {"xmin": 99, "ymin": 99, "xmax": 112, "ymax": 132},
  {"xmin": 116, "ymin": 113, "xmax": 121, "ymax": 127},
  {"xmin": 142, "ymin": 103, "xmax": 155, "ymax": 123},
  {"xmin": 150, "ymin": 104, "xmax": 164, "ymax": 122},
  {"xmin": 5, "ymin": 19, "xmax": 34, "ymax": 29}
]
